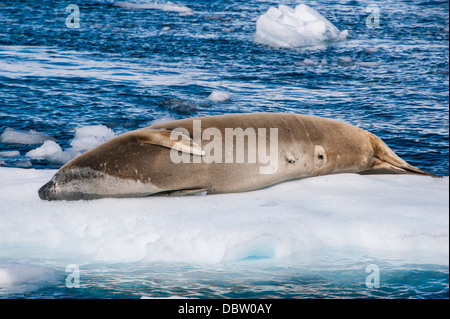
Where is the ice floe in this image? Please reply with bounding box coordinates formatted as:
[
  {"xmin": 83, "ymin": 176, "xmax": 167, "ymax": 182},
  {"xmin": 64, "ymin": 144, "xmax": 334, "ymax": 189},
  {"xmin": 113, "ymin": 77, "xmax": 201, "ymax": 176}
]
[{"xmin": 0, "ymin": 167, "xmax": 447, "ymax": 265}]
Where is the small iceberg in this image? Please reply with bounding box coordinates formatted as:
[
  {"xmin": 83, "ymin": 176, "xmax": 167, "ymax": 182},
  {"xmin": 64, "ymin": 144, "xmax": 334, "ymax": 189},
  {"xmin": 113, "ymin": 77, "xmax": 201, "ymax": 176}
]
[{"xmin": 255, "ymin": 4, "xmax": 348, "ymax": 48}]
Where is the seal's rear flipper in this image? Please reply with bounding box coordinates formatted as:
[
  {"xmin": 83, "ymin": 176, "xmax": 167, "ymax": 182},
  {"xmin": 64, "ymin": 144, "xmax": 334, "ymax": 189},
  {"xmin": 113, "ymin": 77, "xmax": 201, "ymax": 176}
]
[
  {"xmin": 367, "ymin": 132, "xmax": 441, "ymax": 178},
  {"xmin": 360, "ymin": 157, "xmax": 441, "ymax": 178}
]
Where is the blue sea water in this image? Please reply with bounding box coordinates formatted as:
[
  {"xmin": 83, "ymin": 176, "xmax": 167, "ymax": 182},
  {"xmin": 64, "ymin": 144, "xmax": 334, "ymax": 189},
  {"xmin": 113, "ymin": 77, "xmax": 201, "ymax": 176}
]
[{"xmin": 0, "ymin": 0, "xmax": 448, "ymax": 299}]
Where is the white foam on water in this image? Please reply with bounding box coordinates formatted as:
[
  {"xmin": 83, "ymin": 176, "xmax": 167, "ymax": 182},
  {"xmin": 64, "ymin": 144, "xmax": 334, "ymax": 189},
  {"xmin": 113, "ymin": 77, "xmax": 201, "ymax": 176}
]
[
  {"xmin": 0, "ymin": 263, "xmax": 59, "ymax": 287},
  {"xmin": 0, "ymin": 167, "xmax": 448, "ymax": 266},
  {"xmin": 255, "ymin": 4, "xmax": 348, "ymax": 48},
  {"xmin": 114, "ymin": 1, "xmax": 193, "ymax": 14}
]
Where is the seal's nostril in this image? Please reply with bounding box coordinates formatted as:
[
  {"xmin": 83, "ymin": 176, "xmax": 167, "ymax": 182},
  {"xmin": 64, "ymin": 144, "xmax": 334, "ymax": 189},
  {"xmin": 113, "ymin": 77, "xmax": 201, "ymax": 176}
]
[{"xmin": 38, "ymin": 180, "xmax": 54, "ymax": 201}]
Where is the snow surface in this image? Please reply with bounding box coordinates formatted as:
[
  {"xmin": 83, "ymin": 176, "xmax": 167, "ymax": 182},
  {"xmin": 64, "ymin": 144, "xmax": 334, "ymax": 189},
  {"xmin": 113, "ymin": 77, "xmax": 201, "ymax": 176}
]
[
  {"xmin": 255, "ymin": 4, "xmax": 349, "ymax": 48},
  {"xmin": 0, "ymin": 167, "xmax": 448, "ymax": 268}
]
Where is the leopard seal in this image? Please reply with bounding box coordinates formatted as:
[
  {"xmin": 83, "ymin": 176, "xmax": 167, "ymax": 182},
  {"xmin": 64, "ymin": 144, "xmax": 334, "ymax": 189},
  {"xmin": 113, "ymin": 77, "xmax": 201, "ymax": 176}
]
[{"xmin": 38, "ymin": 113, "xmax": 437, "ymax": 200}]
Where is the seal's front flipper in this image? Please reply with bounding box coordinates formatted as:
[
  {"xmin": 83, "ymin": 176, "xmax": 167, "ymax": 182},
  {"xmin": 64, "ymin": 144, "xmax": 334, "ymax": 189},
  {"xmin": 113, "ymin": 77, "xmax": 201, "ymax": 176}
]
[
  {"xmin": 135, "ymin": 128, "xmax": 205, "ymax": 156},
  {"xmin": 155, "ymin": 188, "xmax": 209, "ymax": 197}
]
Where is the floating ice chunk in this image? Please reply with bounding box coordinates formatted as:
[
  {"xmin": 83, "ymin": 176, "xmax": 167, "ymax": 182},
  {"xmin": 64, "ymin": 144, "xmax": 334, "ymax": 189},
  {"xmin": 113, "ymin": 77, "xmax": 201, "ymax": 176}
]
[
  {"xmin": 70, "ymin": 125, "xmax": 115, "ymax": 152},
  {"xmin": 302, "ymin": 58, "xmax": 317, "ymax": 66},
  {"xmin": 294, "ymin": 58, "xmax": 319, "ymax": 66},
  {"xmin": 26, "ymin": 140, "xmax": 80, "ymax": 165},
  {"xmin": 0, "ymin": 128, "xmax": 54, "ymax": 145},
  {"xmin": 0, "ymin": 151, "xmax": 20, "ymax": 158},
  {"xmin": 221, "ymin": 27, "xmax": 235, "ymax": 33},
  {"xmin": 25, "ymin": 125, "xmax": 115, "ymax": 165},
  {"xmin": 26, "ymin": 140, "xmax": 62, "ymax": 159},
  {"xmin": 207, "ymin": 90, "xmax": 231, "ymax": 102},
  {"xmin": 114, "ymin": 1, "xmax": 193, "ymax": 14},
  {"xmin": 255, "ymin": 3, "xmax": 348, "ymax": 48}
]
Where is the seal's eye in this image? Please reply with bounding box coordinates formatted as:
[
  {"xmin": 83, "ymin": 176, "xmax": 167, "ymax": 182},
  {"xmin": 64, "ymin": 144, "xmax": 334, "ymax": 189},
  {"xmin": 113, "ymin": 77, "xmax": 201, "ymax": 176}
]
[{"xmin": 318, "ymin": 154, "xmax": 324, "ymax": 160}]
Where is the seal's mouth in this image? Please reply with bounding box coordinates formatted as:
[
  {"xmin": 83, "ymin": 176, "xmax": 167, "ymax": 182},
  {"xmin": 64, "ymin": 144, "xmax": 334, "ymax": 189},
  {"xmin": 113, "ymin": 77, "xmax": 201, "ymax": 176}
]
[
  {"xmin": 37, "ymin": 167, "xmax": 167, "ymax": 201},
  {"xmin": 38, "ymin": 179, "xmax": 91, "ymax": 201},
  {"xmin": 38, "ymin": 180, "xmax": 55, "ymax": 201}
]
